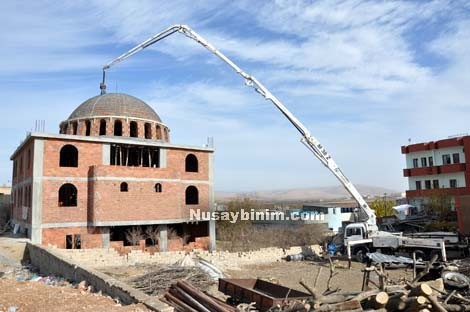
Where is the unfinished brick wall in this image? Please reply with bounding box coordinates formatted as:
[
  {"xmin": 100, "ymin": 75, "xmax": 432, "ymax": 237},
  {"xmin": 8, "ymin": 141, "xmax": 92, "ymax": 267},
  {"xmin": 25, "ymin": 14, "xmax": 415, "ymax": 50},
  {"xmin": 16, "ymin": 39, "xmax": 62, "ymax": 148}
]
[
  {"xmin": 12, "ymin": 131, "xmax": 212, "ymax": 248},
  {"xmin": 42, "ymin": 226, "xmax": 102, "ymax": 248},
  {"xmin": 11, "ymin": 140, "xmax": 35, "ymax": 226},
  {"xmin": 42, "ymin": 139, "xmax": 103, "ymax": 178}
]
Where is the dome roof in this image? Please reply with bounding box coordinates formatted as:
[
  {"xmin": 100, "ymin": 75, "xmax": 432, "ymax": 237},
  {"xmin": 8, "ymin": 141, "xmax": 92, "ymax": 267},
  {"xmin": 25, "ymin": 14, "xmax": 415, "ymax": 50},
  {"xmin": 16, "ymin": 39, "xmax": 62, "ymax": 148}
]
[{"xmin": 67, "ymin": 93, "xmax": 161, "ymax": 122}]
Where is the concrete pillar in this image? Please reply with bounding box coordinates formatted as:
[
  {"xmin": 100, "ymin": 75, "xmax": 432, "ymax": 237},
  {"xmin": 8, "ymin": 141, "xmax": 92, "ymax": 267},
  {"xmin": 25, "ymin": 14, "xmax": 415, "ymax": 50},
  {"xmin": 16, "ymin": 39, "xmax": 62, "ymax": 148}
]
[
  {"xmin": 159, "ymin": 148, "xmax": 167, "ymax": 168},
  {"xmin": 159, "ymin": 224, "xmax": 168, "ymax": 252},
  {"xmin": 208, "ymin": 149, "xmax": 216, "ymax": 251},
  {"xmin": 209, "ymin": 220, "xmax": 216, "ymax": 252},
  {"xmin": 101, "ymin": 227, "xmax": 110, "ymax": 248},
  {"xmin": 31, "ymin": 139, "xmax": 44, "ymax": 244},
  {"xmin": 102, "ymin": 144, "xmax": 110, "ymax": 165}
]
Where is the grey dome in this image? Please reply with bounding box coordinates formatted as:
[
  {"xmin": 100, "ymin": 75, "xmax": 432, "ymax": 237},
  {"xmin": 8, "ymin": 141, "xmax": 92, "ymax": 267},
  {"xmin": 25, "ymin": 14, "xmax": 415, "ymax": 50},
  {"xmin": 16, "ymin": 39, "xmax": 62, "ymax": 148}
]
[{"xmin": 68, "ymin": 93, "xmax": 161, "ymax": 122}]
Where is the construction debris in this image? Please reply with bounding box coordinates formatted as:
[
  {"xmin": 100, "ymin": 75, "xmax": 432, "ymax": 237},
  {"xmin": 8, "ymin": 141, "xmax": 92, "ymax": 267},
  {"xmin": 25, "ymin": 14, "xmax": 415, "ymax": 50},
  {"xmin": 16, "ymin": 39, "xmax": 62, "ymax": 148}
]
[{"xmin": 129, "ymin": 265, "xmax": 215, "ymax": 296}]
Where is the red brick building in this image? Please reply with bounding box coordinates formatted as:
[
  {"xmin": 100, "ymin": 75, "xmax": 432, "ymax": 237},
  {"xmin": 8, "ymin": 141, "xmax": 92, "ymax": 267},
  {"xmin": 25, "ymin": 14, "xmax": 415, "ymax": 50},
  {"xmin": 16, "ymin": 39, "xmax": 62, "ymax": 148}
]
[
  {"xmin": 10, "ymin": 93, "xmax": 215, "ymax": 249},
  {"xmin": 402, "ymin": 135, "xmax": 470, "ymax": 235}
]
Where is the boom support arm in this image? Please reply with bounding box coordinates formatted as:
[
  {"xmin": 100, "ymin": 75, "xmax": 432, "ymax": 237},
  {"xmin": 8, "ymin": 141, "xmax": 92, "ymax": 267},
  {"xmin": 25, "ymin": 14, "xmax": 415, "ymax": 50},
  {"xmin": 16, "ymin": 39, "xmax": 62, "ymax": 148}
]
[{"xmin": 101, "ymin": 24, "xmax": 377, "ymax": 229}]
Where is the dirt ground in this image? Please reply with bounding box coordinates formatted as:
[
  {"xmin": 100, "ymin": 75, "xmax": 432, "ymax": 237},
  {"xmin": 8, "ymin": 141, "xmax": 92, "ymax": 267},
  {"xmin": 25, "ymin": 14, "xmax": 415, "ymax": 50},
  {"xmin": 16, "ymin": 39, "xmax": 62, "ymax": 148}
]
[
  {"xmin": 0, "ymin": 279, "xmax": 151, "ymax": 312},
  {"xmin": 99, "ymin": 258, "xmax": 414, "ymax": 299},
  {"xmin": 226, "ymin": 260, "xmax": 413, "ymax": 293},
  {"xmin": 0, "ymin": 236, "xmax": 152, "ymax": 312}
]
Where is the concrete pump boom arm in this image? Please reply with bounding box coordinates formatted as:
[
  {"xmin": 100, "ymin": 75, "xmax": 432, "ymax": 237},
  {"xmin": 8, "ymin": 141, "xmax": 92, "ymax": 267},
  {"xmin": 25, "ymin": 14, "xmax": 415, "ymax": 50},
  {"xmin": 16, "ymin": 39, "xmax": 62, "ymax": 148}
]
[{"xmin": 101, "ymin": 24, "xmax": 377, "ymax": 229}]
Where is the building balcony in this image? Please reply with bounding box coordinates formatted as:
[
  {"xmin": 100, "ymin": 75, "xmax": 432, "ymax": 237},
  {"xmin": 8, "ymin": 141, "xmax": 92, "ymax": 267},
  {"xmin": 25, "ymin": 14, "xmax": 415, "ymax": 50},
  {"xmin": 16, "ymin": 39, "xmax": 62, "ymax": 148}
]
[
  {"xmin": 401, "ymin": 137, "xmax": 465, "ymax": 154},
  {"xmin": 403, "ymin": 163, "xmax": 466, "ymax": 177},
  {"xmin": 406, "ymin": 187, "xmax": 470, "ymax": 198}
]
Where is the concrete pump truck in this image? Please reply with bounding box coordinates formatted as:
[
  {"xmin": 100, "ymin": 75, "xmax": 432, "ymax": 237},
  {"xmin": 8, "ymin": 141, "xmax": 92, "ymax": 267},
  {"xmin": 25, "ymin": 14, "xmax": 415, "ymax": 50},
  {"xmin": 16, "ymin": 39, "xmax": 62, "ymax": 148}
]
[{"xmin": 100, "ymin": 24, "xmax": 450, "ymax": 262}]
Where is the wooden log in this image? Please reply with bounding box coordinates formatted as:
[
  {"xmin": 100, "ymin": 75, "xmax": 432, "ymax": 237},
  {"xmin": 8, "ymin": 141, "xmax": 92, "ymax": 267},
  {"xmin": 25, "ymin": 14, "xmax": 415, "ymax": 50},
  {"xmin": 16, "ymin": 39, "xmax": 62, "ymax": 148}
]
[
  {"xmin": 442, "ymin": 304, "xmax": 470, "ymax": 312},
  {"xmin": 164, "ymin": 291, "xmax": 199, "ymax": 312},
  {"xmin": 299, "ymin": 280, "xmax": 350, "ymax": 304},
  {"xmin": 386, "ymin": 295, "xmax": 408, "ymax": 311},
  {"xmin": 171, "ymin": 286, "xmax": 212, "ymax": 312},
  {"xmin": 282, "ymin": 302, "xmax": 309, "ymax": 312},
  {"xmin": 409, "ymin": 283, "xmax": 433, "ymax": 297},
  {"xmin": 418, "ymin": 278, "xmax": 444, "ymax": 293},
  {"xmin": 406, "ymin": 296, "xmax": 428, "ymax": 312},
  {"xmin": 364, "ymin": 292, "xmax": 389, "ymax": 310},
  {"xmin": 373, "ymin": 292, "xmax": 389, "ymax": 309},
  {"xmin": 314, "ymin": 299, "xmax": 363, "ymax": 312},
  {"xmin": 385, "ymin": 285, "xmax": 409, "ymax": 294},
  {"xmin": 424, "ymin": 295, "xmax": 448, "ymax": 312},
  {"xmin": 352, "ymin": 290, "xmax": 381, "ymax": 303},
  {"xmin": 176, "ymin": 281, "xmax": 233, "ymax": 312}
]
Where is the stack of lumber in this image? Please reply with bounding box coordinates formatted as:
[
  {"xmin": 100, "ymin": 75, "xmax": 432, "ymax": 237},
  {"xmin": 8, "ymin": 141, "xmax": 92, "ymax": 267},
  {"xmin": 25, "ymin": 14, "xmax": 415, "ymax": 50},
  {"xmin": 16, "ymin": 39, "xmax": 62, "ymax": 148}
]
[{"xmin": 162, "ymin": 280, "xmax": 236, "ymax": 312}]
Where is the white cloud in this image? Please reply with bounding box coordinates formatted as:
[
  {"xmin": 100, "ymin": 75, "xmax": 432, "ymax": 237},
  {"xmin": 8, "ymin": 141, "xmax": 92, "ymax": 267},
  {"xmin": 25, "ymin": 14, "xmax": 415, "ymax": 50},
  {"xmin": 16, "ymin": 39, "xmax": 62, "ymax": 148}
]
[{"xmin": 1, "ymin": 0, "xmax": 470, "ymax": 192}]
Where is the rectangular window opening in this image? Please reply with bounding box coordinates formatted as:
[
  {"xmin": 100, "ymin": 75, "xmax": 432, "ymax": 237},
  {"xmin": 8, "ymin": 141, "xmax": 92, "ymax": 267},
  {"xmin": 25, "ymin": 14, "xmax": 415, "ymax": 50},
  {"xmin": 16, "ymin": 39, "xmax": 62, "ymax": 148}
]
[
  {"xmin": 442, "ymin": 154, "xmax": 451, "ymax": 165},
  {"xmin": 425, "ymin": 180, "xmax": 431, "ymax": 190},
  {"xmin": 415, "ymin": 181, "xmax": 422, "ymax": 190},
  {"xmin": 450, "ymin": 179, "xmax": 458, "ymax": 188},
  {"xmin": 110, "ymin": 144, "xmax": 160, "ymax": 168},
  {"xmin": 421, "ymin": 157, "xmax": 427, "ymax": 167}
]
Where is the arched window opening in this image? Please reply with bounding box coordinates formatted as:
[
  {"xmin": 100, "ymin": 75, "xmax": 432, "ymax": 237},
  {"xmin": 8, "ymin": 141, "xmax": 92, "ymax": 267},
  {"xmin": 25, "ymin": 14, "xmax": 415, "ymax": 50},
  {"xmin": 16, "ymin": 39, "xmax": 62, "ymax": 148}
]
[
  {"xmin": 164, "ymin": 128, "xmax": 169, "ymax": 141},
  {"xmin": 145, "ymin": 123, "xmax": 152, "ymax": 139},
  {"xmin": 156, "ymin": 125, "xmax": 162, "ymax": 140},
  {"xmin": 99, "ymin": 119, "xmax": 107, "ymax": 135},
  {"xmin": 155, "ymin": 183, "xmax": 162, "ymax": 193},
  {"xmin": 185, "ymin": 186, "xmax": 199, "ymax": 205},
  {"xmin": 85, "ymin": 120, "xmax": 91, "ymax": 136},
  {"xmin": 59, "ymin": 145, "xmax": 78, "ymax": 167},
  {"xmin": 185, "ymin": 154, "xmax": 198, "ymax": 172},
  {"xmin": 72, "ymin": 122, "xmax": 78, "ymax": 135},
  {"xmin": 114, "ymin": 120, "xmax": 123, "ymax": 136},
  {"xmin": 58, "ymin": 183, "xmax": 77, "ymax": 207},
  {"xmin": 120, "ymin": 182, "xmax": 128, "ymax": 192},
  {"xmin": 130, "ymin": 121, "xmax": 138, "ymax": 138}
]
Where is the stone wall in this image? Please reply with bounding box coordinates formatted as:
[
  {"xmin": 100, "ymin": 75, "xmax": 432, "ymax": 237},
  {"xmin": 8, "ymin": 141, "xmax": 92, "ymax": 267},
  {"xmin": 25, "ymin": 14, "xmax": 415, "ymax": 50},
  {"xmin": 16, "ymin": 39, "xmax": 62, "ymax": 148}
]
[
  {"xmin": 26, "ymin": 243, "xmax": 173, "ymax": 312},
  {"xmin": 52, "ymin": 244, "xmax": 322, "ymax": 270}
]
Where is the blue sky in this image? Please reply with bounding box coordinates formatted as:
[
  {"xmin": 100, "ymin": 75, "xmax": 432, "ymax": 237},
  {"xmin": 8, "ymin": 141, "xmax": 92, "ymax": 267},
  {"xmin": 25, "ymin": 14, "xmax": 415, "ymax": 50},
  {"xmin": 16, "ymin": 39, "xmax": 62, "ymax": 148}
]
[{"xmin": 1, "ymin": 0, "xmax": 469, "ymax": 192}]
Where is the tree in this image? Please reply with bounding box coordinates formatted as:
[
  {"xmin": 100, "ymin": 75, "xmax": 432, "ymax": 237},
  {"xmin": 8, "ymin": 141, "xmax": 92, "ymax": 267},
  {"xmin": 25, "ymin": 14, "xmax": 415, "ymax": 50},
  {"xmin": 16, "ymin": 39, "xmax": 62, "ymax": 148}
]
[
  {"xmin": 145, "ymin": 225, "xmax": 161, "ymax": 246},
  {"xmin": 217, "ymin": 198, "xmax": 256, "ymax": 250},
  {"xmin": 425, "ymin": 189, "xmax": 455, "ymax": 221},
  {"xmin": 369, "ymin": 198, "xmax": 395, "ymax": 217},
  {"xmin": 125, "ymin": 227, "xmax": 143, "ymax": 246}
]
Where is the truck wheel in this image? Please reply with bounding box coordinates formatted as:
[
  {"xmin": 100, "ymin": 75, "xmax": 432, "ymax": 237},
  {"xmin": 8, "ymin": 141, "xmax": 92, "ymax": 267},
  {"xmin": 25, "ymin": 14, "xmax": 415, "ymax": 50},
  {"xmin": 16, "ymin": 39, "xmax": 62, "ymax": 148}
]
[
  {"xmin": 442, "ymin": 271, "xmax": 470, "ymax": 290},
  {"xmin": 354, "ymin": 247, "xmax": 369, "ymax": 263}
]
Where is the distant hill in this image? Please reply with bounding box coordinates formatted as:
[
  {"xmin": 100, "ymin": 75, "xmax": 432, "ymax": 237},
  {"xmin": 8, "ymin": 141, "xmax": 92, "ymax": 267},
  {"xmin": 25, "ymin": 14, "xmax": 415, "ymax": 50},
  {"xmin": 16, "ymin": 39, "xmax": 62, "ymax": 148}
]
[{"xmin": 216, "ymin": 185, "xmax": 400, "ymax": 202}]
